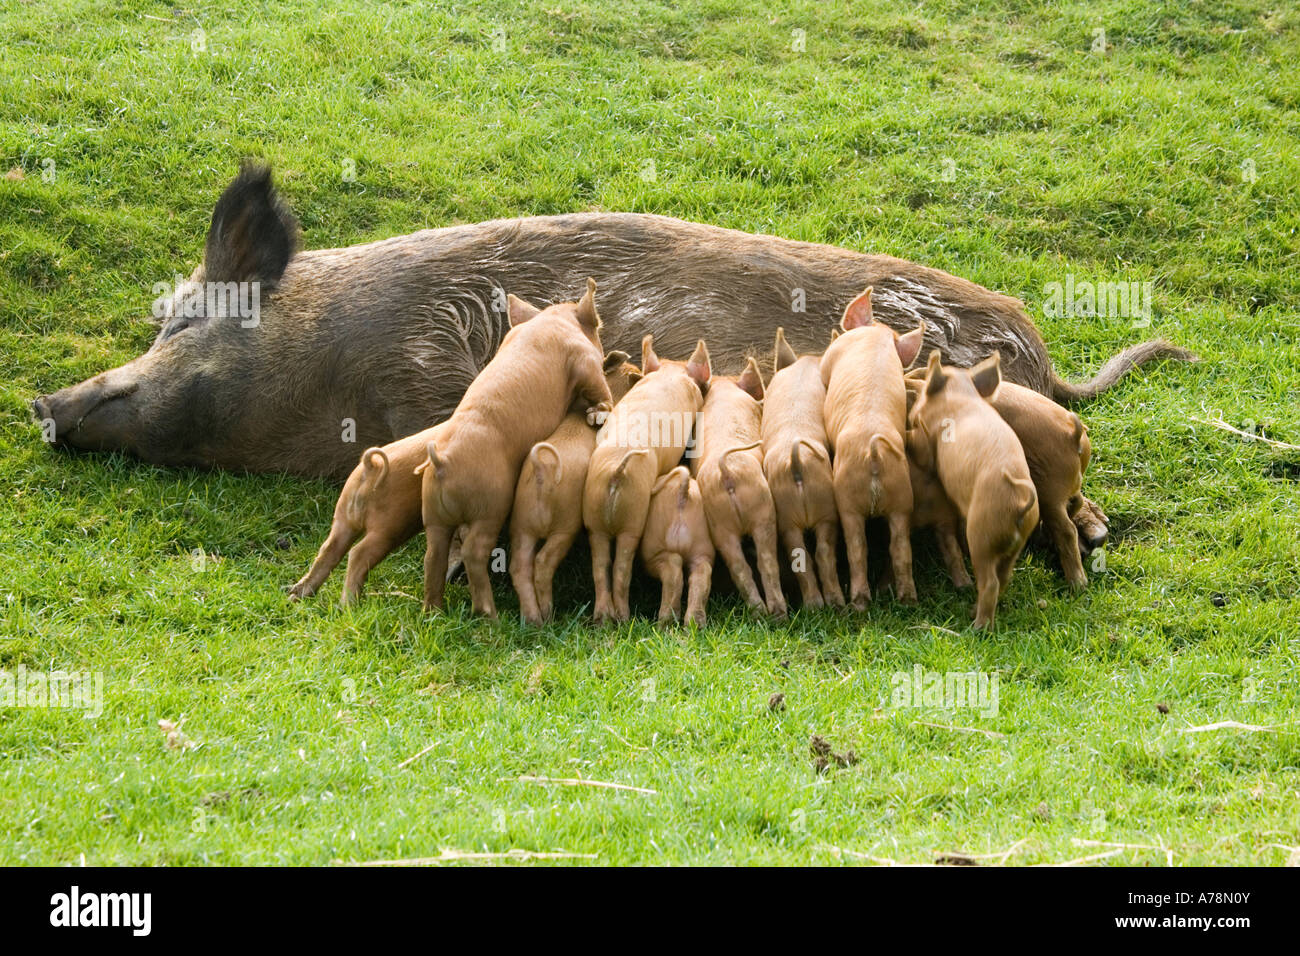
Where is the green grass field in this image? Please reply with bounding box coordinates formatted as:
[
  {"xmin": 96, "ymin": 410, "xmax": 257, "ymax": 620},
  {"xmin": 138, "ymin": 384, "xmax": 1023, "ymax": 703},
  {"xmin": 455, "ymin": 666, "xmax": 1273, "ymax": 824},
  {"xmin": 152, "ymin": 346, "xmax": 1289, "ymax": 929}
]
[{"xmin": 1, "ymin": 0, "xmax": 1298, "ymax": 865}]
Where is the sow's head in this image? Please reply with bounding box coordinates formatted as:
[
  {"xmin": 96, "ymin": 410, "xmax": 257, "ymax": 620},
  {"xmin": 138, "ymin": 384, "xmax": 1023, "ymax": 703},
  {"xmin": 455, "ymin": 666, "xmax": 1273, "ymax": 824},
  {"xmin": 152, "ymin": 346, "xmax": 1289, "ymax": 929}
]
[{"xmin": 32, "ymin": 162, "xmax": 300, "ymax": 467}]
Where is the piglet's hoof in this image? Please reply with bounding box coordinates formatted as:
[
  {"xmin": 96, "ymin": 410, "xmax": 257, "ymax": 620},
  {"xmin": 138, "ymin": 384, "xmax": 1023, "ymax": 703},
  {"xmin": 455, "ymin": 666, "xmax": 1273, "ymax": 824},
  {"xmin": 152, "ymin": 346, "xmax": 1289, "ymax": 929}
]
[{"xmin": 1073, "ymin": 496, "xmax": 1109, "ymax": 553}]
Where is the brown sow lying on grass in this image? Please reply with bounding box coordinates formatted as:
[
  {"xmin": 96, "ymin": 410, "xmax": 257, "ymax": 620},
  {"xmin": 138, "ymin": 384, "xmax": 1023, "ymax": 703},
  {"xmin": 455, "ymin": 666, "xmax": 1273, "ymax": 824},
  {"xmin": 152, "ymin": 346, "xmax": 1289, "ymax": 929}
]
[
  {"xmin": 509, "ymin": 352, "xmax": 643, "ymax": 625},
  {"xmin": 907, "ymin": 351, "xmax": 1039, "ymax": 630},
  {"xmin": 639, "ymin": 466, "xmax": 715, "ymax": 626},
  {"xmin": 418, "ymin": 281, "xmax": 613, "ymax": 618},
  {"xmin": 760, "ymin": 328, "xmax": 844, "ymax": 608},
  {"xmin": 693, "ymin": 357, "xmax": 788, "ymax": 618}
]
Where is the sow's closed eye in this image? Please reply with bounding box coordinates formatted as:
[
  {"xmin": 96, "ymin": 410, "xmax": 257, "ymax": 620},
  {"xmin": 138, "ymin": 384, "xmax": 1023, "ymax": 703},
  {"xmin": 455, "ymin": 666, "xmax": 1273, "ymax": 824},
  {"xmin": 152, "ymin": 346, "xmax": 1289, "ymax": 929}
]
[{"xmin": 157, "ymin": 317, "xmax": 193, "ymax": 342}]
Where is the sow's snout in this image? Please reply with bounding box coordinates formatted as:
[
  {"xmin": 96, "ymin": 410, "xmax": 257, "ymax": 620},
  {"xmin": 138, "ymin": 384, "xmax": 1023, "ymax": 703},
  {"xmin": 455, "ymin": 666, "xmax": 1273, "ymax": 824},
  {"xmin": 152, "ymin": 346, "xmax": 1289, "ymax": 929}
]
[{"xmin": 32, "ymin": 363, "xmax": 143, "ymax": 454}]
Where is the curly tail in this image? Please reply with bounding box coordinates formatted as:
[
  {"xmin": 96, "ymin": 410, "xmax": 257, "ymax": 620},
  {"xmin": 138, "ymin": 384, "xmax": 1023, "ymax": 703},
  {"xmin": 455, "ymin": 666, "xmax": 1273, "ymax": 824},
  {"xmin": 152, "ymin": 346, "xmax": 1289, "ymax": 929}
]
[
  {"xmin": 413, "ymin": 439, "xmax": 444, "ymax": 479},
  {"xmin": 1051, "ymin": 340, "xmax": 1198, "ymax": 403},
  {"xmin": 345, "ymin": 447, "xmax": 388, "ymax": 524},
  {"xmin": 867, "ymin": 434, "xmax": 888, "ymax": 475},
  {"xmin": 717, "ymin": 440, "xmax": 761, "ymax": 525},
  {"xmin": 604, "ymin": 448, "xmax": 651, "ymax": 527},
  {"xmin": 789, "ymin": 438, "xmax": 827, "ymax": 491},
  {"xmin": 1005, "ymin": 472, "xmax": 1039, "ymax": 540},
  {"xmin": 529, "ymin": 441, "xmax": 563, "ymax": 488},
  {"xmin": 652, "ymin": 465, "xmax": 691, "ymax": 507}
]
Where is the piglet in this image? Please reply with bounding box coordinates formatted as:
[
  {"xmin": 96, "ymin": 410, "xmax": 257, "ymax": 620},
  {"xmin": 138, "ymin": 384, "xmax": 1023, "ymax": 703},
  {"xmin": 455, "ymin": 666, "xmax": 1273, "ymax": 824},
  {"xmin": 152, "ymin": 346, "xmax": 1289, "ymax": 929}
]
[
  {"xmin": 761, "ymin": 328, "xmax": 843, "ymax": 608},
  {"xmin": 418, "ymin": 280, "xmax": 613, "ymax": 618},
  {"xmin": 639, "ymin": 466, "xmax": 715, "ymax": 626},
  {"xmin": 289, "ymin": 432, "xmax": 435, "ymax": 606},
  {"xmin": 509, "ymin": 352, "xmax": 643, "ymax": 624},
  {"xmin": 988, "ymin": 382, "xmax": 1092, "ymax": 590},
  {"xmin": 907, "ymin": 351, "xmax": 1039, "ymax": 629},
  {"xmin": 582, "ymin": 336, "xmax": 710, "ymax": 623},
  {"xmin": 693, "ymin": 357, "xmax": 787, "ymax": 618},
  {"xmin": 820, "ymin": 287, "xmax": 925, "ymax": 609}
]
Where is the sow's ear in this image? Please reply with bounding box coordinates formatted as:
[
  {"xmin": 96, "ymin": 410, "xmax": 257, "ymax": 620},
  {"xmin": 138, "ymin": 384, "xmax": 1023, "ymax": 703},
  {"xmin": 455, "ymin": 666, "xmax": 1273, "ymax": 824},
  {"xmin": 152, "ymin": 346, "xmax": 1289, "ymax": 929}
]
[
  {"xmin": 970, "ymin": 351, "xmax": 1002, "ymax": 399},
  {"xmin": 737, "ymin": 357, "xmax": 765, "ymax": 401},
  {"xmin": 203, "ymin": 162, "xmax": 300, "ymax": 287},
  {"xmin": 840, "ymin": 286, "xmax": 874, "ymax": 331},
  {"xmin": 507, "ymin": 294, "xmax": 542, "ymax": 326}
]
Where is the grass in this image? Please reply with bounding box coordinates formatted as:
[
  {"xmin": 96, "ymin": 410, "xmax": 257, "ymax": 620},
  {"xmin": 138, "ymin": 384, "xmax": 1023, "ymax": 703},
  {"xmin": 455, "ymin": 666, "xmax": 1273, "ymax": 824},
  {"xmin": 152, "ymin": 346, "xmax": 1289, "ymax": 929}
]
[{"xmin": 1, "ymin": 0, "xmax": 1298, "ymax": 865}]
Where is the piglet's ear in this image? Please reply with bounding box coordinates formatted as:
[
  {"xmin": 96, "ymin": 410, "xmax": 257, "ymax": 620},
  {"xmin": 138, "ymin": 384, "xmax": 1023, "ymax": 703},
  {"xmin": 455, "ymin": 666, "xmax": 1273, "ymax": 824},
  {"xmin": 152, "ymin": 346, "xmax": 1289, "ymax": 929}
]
[
  {"xmin": 686, "ymin": 339, "xmax": 711, "ymax": 387},
  {"xmin": 970, "ymin": 351, "xmax": 1002, "ymax": 399},
  {"xmin": 924, "ymin": 350, "xmax": 947, "ymax": 395},
  {"xmin": 641, "ymin": 334, "xmax": 660, "ymax": 374},
  {"xmin": 575, "ymin": 277, "xmax": 600, "ymax": 331},
  {"xmin": 737, "ymin": 357, "xmax": 765, "ymax": 401},
  {"xmin": 895, "ymin": 320, "xmax": 925, "ymax": 369},
  {"xmin": 602, "ymin": 350, "xmax": 631, "ymax": 374},
  {"xmin": 204, "ymin": 161, "xmax": 300, "ymax": 287},
  {"xmin": 773, "ymin": 327, "xmax": 798, "ymax": 372},
  {"xmin": 507, "ymin": 294, "xmax": 542, "ymax": 326},
  {"xmin": 840, "ymin": 286, "xmax": 874, "ymax": 331}
]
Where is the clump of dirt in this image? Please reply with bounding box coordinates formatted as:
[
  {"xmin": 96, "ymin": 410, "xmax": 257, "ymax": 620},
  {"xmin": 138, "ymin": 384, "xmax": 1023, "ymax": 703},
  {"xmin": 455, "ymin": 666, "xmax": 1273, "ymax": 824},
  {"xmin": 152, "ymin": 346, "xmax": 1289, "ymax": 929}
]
[
  {"xmin": 768, "ymin": 692, "xmax": 786, "ymax": 712},
  {"xmin": 809, "ymin": 735, "xmax": 857, "ymax": 772},
  {"xmin": 934, "ymin": 853, "xmax": 979, "ymax": 866},
  {"xmin": 200, "ymin": 787, "xmax": 263, "ymax": 807}
]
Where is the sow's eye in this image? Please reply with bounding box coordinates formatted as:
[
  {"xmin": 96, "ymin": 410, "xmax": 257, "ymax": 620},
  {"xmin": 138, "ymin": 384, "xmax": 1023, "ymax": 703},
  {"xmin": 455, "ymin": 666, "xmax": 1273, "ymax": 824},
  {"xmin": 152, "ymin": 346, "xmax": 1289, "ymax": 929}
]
[{"xmin": 157, "ymin": 317, "xmax": 191, "ymax": 342}]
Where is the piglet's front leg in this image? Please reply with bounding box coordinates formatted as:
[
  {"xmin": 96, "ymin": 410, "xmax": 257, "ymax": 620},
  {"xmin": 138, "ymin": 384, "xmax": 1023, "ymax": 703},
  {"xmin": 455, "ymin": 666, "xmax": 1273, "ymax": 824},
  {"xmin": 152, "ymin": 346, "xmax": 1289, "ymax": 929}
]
[{"xmin": 574, "ymin": 354, "xmax": 615, "ymax": 426}]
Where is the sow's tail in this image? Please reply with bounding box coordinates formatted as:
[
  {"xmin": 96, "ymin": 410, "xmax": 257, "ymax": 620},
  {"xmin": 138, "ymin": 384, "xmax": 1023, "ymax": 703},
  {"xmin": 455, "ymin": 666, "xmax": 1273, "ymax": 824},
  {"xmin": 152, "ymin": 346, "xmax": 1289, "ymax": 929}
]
[{"xmin": 1051, "ymin": 340, "xmax": 1198, "ymax": 403}]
